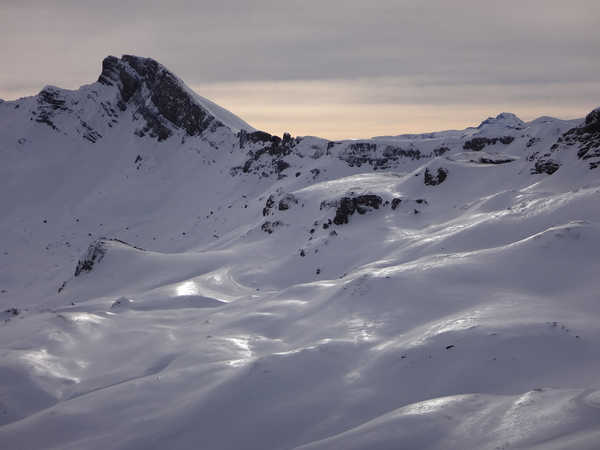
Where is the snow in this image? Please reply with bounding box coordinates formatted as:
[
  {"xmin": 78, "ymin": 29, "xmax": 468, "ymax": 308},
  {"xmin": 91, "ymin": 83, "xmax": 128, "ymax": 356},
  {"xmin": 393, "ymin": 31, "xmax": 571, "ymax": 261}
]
[
  {"xmin": 0, "ymin": 56, "xmax": 599, "ymax": 449},
  {"xmin": 185, "ymin": 87, "xmax": 256, "ymax": 132}
]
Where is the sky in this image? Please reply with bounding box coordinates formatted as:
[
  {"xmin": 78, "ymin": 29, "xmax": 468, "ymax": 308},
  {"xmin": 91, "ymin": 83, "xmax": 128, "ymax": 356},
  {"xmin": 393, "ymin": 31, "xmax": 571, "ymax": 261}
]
[{"xmin": 1, "ymin": 0, "xmax": 599, "ymax": 139}]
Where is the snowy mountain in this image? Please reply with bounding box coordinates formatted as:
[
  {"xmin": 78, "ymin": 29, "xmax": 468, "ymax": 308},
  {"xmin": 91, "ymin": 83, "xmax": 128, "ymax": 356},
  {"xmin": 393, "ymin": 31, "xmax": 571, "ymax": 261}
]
[{"xmin": 1, "ymin": 55, "xmax": 600, "ymax": 450}]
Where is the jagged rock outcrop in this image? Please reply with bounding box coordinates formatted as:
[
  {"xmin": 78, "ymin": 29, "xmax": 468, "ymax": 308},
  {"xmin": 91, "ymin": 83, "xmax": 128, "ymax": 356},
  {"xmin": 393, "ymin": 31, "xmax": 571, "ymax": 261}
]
[
  {"xmin": 559, "ymin": 108, "xmax": 600, "ymax": 169},
  {"xmin": 532, "ymin": 107, "xmax": 600, "ymax": 173},
  {"xmin": 278, "ymin": 194, "xmax": 298, "ymax": 211},
  {"xmin": 98, "ymin": 55, "xmax": 224, "ymax": 141},
  {"xmin": 424, "ymin": 167, "xmax": 448, "ymax": 186},
  {"xmin": 74, "ymin": 240, "xmax": 108, "ymax": 276},
  {"xmin": 263, "ymin": 195, "xmax": 276, "ymax": 216},
  {"xmin": 531, "ymin": 159, "xmax": 560, "ymax": 175},
  {"xmin": 73, "ymin": 238, "xmax": 144, "ymax": 277},
  {"xmin": 232, "ymin": 130, "xmax": 295, "ymax": 178},
  {"xmin": 31, "ymin": 86, "xmax": 105, "ymax": 143},
  {"xmin": 261, "ymin": 220, "xmax": 284, "ymax": 234},
  {"xmin": 338, "ymin": 142, "xmax": 424, "ymax": 169},
  {"xmin": 324, "ymin": 194, "xmax": 384, "ymax": 225},
  {"xmin": 477, "ymin": 112, "xmax": 525, "ymax": 130},
  {"xmin": 391, "ymin": 198, "xmax": 402, "ymax": 210},
  {"xmin": 463, "ymin": 136, "xmax": 515, "ymax": 151},
  {"xmin": 34, "ymin": 87, "xmax": 70, "ymax": 130}
]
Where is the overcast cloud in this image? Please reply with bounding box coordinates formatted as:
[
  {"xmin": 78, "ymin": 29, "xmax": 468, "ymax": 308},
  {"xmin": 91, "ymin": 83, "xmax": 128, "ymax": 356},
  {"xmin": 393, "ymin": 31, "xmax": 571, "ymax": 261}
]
[{"xmin": 1, "ymin": 0, "xmax": 599, "ymax": 138}]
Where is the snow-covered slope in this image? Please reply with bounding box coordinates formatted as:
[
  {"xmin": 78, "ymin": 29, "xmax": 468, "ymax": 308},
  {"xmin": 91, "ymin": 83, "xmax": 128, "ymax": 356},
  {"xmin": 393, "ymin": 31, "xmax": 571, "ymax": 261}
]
[{"xmin": 1, "ymin": 55, "xmax": 600, "ymax": 449}]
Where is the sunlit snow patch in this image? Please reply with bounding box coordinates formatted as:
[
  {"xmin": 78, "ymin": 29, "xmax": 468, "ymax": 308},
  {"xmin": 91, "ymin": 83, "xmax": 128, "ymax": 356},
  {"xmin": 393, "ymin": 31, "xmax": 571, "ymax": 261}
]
[
  {"xmin": 224, "ymin": 336, "xmax": 253, "ymax": 367},
  {"xmin": 175, "ymin": 280, "xmax": 199, "ymax": 296},
  {"xmin": 20, "ymin": 349, "xmax": 83, "ymax": 384}
]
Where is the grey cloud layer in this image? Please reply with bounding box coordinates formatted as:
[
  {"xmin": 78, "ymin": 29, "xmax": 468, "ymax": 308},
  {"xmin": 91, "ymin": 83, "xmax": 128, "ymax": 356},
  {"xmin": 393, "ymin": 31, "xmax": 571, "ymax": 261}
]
[{"xmin": 1, "ymin": 0, "xmax": 598, "ymax": 131}]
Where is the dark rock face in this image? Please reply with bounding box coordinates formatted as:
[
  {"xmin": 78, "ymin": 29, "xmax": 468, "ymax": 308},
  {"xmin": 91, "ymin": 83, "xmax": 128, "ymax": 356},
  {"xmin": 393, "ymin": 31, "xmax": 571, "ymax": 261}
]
[
  {"xmin": 531, "ymin": 160, "xmax": 560, "ymax": 175},
  {"xmin": 73, "ymin": 238, "xmax": 144, "ymax": 277},
  {"xmin": 391, "ymin": 198, "xmax": 402, "ymax": 210},
  {"xmin": 34, "ymin": 87, "xmax": 70, "ymax": 131},
  {"xmin": 80, "ymin": 120, "xmax": 103, "ymax": 143},
  {"xmin": 333, "ymin": 197, "xmax": 356, "ymax": 225},
  {"xmin": 338, "ymin": 143, "xmax": 424, "ymax": 169},
  {"xmin": 5, "ymin": 308, "xmax": 19, "ymax": 317},
  {"xmin": 337, "ymin": 142, "xmax": 452, "ymax": 170},
  {"xmin": 463, "ymin": 136, "xmax": 514, "ymax": 151},
  {"xmin": 98, "ymin": 55, "xmax": 223, "ymax": 141},
  {"xmin": 582, "ymin": 108, "xmax": 600, "ymax": 134},
  {"xmin": 477, "ymin": 113, "xmax": 524, "ymax": 129},
  {"xmin": 532, "ymin": 107, "xmax": 600, "ymax": 172},
  {"xmin": 274, "ymin": 159, "xmax": 290, "ymax": 176},
  {"xmin": 476, "ymin": 157, "xmax": 515, "ymax": 165},
  {"xmin": 1, "ymin": 307, "xmax": 21, "ymax": 323},
  {"xmin": 278, "ymin": 194, "xmax": 298, "ymax": 211},
  {"xmin": 238, "ymin": 130, "xmax": 275, "ymax": 148},
  {"xmin": 30, "ymin": 55, "xmax": 228, "ymax": 143},
  {"xmin": 332, "ymin": 194, "xmax": 383, "ymax": 225},
  {"xmin": 74, "ymin": 240, "xmax": 107, "ymax": 276},
  {"xmin": 562, "ymin": 108, "xmax": 600, "ymax": 168},
  {"xmin": 261, "ymin": 220, "xmax": 283, "ymax": 234},
  {"xmin": 433, "ymin": 146, "xmax": 450, "ymax": 157},
  {"xmin": 282, "ymin": 132, "xmax": 293, "ymax": 146},
  {"xmin": 424, "ymin": 168, "xmax": 448, "ymax": 186},
  {"xmin": 263, "ymin": 195, "xmax": 275, "ymax": 216},
  {"xmin": 233, "ymin": 130, "xmax": 295, "ymax": 178}
]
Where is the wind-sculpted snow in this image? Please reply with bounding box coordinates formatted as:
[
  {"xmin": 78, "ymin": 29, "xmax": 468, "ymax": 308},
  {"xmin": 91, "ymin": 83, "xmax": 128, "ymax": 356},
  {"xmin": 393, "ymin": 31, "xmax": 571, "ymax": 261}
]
[{"xmin": 1, "ymin": 55, "xmax": 600, "ymax": 449}]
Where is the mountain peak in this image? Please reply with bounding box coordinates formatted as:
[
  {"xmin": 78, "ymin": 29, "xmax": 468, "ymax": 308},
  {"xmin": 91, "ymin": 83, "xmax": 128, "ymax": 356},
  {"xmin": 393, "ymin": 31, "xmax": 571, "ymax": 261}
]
[
  {"xmin": 477, "ymin": 112, "xmax": 525, "ymax": 130},
  {"xmin": 97, "ymin": 54, "xmax": 253, "ymax": 139},
  {"xmin": 96, "ymin": 55, "xmax": 218, "ymax": 140},
  {"xmin": 583, "ymin": 107, "xmax": 600, "ymax": 133},
  {"xmin": 98, "ymin": 55, "xmax": 172, "ymax": 95}
]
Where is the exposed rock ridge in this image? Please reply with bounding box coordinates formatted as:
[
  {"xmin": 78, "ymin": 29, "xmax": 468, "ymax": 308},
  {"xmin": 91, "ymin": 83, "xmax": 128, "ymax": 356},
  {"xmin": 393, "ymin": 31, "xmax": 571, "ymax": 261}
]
[
  {"xmin": 99, "ymin": 55, "xmax": 224, "ymax": 140},
  {"xmin": 532, "ymin": 108, "xmax": 600, "ymax": 173}
]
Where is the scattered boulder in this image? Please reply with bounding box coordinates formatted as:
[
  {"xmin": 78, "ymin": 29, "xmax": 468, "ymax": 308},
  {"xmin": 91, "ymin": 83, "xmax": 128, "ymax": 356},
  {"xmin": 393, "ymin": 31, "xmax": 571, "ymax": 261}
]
[
  {"xmin": 1, "ymin": 308, "xmax": 21, "ymax": 323},
  {"xmin": 278, "ymin": 194, "xmax": 298, "ymax": 211},
  {"xmin": 424, "ymin": 168, "xmax": 448, "ymax": 186},
  {"xmin": 111, "ymin": 297, "xmax": 133, "ymax": 310},
  {"xmin": 261, "ymin": 220, "xmax": 283, "ymax": 234},
  {"xmin": 263, "ymin": 195, "xmax": 275, "ymax": 216}
]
